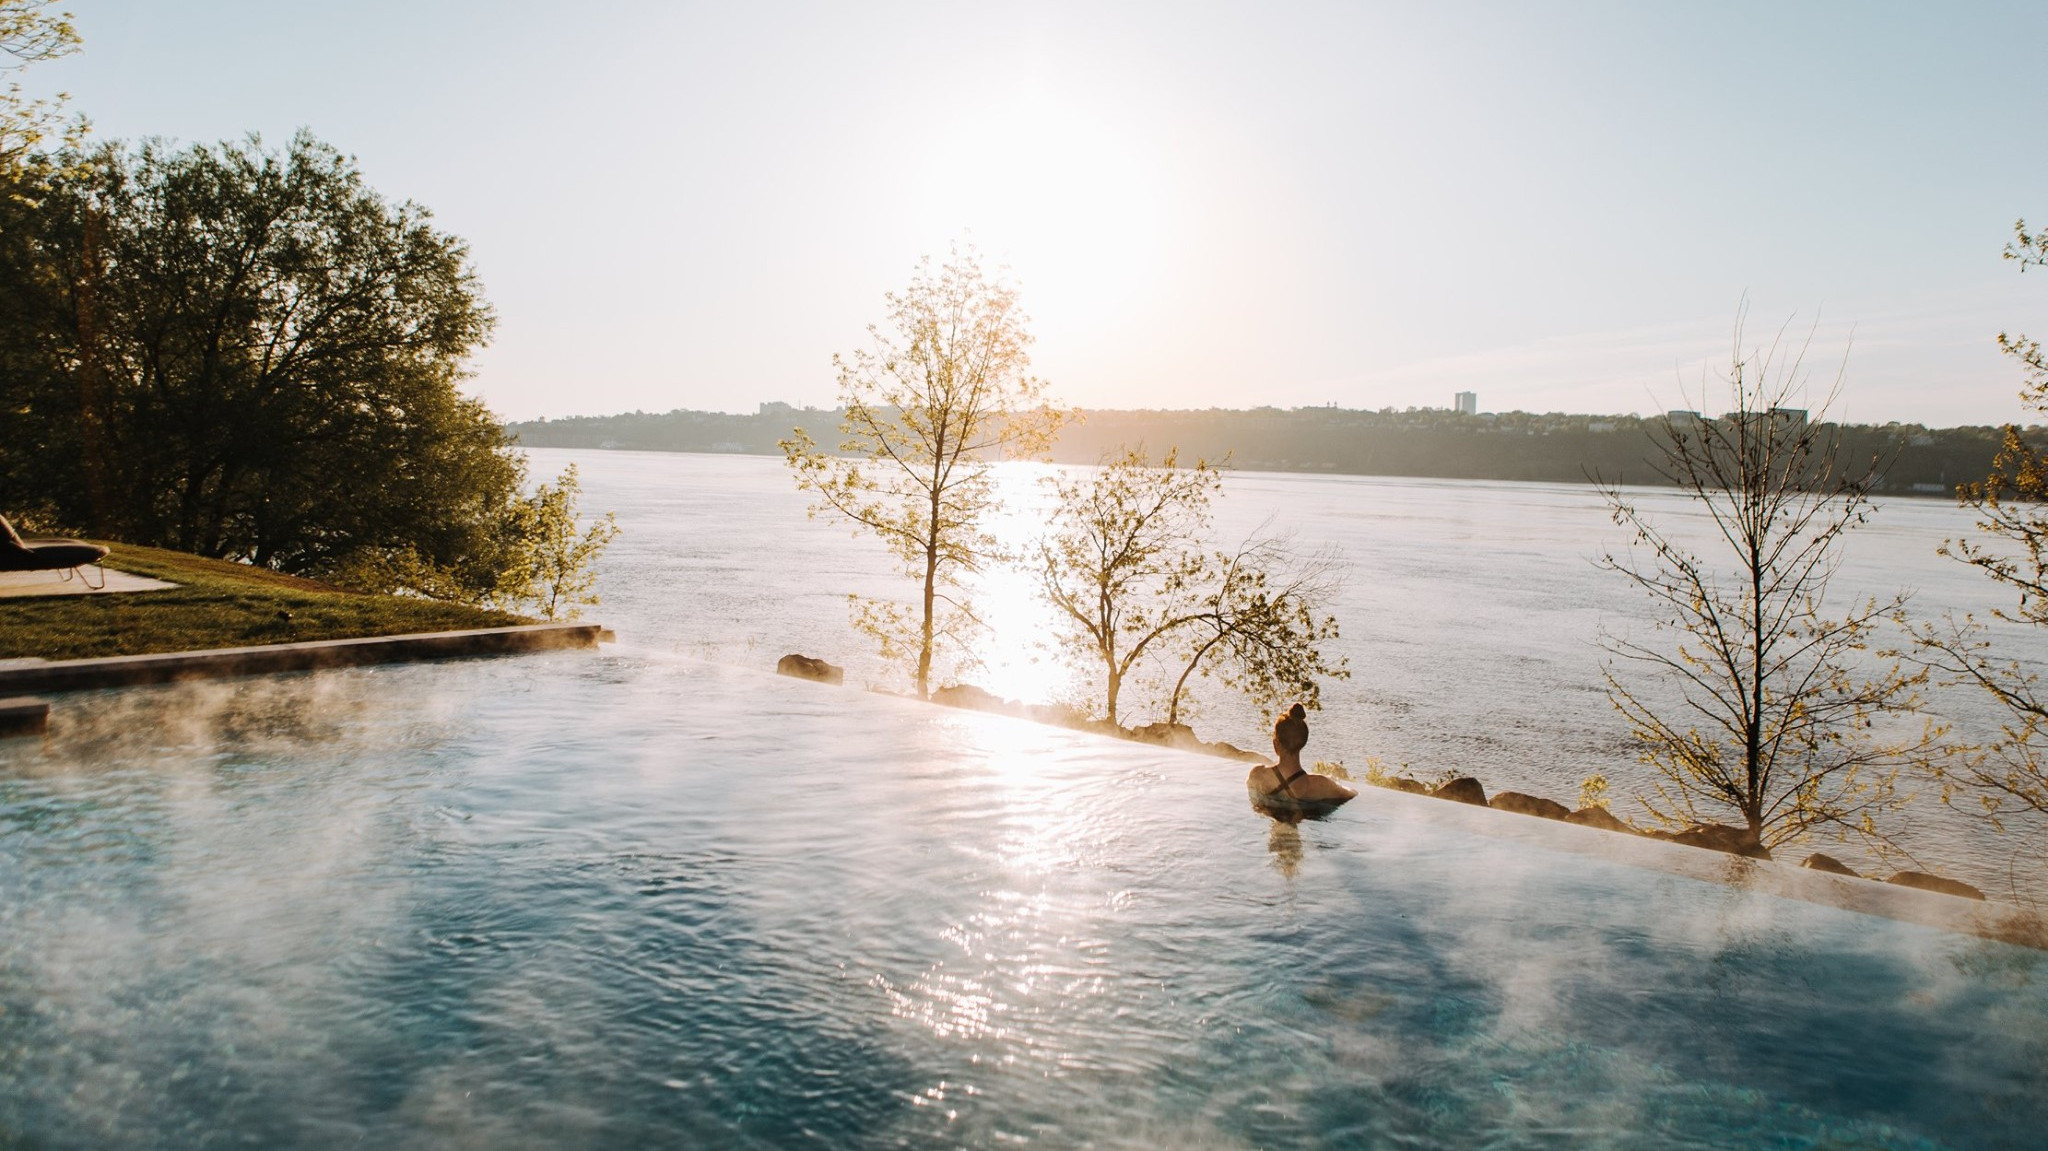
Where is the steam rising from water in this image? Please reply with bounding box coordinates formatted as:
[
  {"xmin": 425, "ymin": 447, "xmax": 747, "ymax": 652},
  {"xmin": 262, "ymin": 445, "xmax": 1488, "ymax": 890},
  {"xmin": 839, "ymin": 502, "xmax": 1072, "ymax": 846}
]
[{"xmin": 2, "ymin": 652, "xmax": 2043, "ymax": 1147}]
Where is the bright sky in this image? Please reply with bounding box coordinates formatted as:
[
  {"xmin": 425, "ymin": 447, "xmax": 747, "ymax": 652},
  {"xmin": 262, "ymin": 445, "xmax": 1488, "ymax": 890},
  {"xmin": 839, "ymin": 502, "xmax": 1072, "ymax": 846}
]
[{"xmin": 24, "ymin": 1, "xmax": 2048, "ymax": 424}]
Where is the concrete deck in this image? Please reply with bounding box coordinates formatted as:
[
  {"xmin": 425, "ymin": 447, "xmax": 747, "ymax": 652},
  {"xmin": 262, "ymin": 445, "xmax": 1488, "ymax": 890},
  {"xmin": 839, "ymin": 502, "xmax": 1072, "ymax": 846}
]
[
  {"xmin": 0, "ymin": 623, "xmax": 604, "ymax": 694},
  {"xmin": 0, "ymin": 569, "xmax": 179, "ymax": 598}
]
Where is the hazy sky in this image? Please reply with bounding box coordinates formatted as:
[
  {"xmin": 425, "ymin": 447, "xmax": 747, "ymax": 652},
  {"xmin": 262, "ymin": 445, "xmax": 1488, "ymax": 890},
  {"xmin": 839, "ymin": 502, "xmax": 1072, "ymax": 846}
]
[{"xmin": 24, "ymin": 1, "xmax": 2048, "ymax": 423}]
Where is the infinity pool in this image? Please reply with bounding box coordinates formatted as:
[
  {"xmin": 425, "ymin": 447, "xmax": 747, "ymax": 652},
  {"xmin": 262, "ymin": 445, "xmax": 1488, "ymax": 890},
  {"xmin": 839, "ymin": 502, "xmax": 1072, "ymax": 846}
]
[{"xmin": 2, "ymin": 651, "xmax": 2042, "ymax": 1148}]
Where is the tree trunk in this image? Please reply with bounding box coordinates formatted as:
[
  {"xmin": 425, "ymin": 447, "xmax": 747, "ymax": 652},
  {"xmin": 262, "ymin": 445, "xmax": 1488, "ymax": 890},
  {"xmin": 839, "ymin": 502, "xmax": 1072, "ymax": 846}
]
[
  {"xmin": 918, "ymin": 540, "xmax": 936, "ymax": 699},
  {"xmin": 74, "ymin": 209, "xmax": 111, "ymax": 536},
  {"xmin": 1167, "ymin": 630, "xmax": 1227, "ymax": 726},
  {"xmin": 1747, "ymin": 514, "xmax": 1766, "ymax": 838}
]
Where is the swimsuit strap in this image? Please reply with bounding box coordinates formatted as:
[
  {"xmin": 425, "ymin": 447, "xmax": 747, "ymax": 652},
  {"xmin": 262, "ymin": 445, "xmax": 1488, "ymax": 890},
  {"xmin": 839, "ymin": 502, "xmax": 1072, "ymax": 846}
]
[{"xmin": 1275, "ymin": 766, "xmax": 1306, "ymax": 794}]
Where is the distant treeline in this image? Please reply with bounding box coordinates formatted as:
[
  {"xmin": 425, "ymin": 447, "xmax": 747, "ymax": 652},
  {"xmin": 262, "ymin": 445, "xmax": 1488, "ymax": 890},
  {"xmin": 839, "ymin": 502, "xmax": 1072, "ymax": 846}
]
[{"xmin": 505, "ymin": 405, "xmax": 2037, "ymax": 495}]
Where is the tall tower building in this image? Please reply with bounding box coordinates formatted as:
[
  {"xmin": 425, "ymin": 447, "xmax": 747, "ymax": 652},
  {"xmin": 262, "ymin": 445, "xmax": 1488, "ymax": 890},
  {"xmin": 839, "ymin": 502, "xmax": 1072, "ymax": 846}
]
[{"xmin": 1454, "ymin": 391, "xmax": 1477, "ymax": 416}]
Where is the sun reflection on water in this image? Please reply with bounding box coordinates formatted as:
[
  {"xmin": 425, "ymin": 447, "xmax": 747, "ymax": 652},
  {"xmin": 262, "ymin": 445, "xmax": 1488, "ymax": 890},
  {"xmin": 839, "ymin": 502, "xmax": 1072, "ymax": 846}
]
[
  {"xmin": 872, "ymin": 722, "xmax": 1140, "ymax": 1078},
  {"xmin": 959, "ymin": 462, "xmax": 1084, "ymax": 708}
]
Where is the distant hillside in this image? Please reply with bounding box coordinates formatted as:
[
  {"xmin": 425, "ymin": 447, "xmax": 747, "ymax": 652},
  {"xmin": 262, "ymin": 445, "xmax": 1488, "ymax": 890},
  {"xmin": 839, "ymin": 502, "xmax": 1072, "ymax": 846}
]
[{"xmin": 505, "ymin": 404, "xmax": 2029, "ymax": 495}]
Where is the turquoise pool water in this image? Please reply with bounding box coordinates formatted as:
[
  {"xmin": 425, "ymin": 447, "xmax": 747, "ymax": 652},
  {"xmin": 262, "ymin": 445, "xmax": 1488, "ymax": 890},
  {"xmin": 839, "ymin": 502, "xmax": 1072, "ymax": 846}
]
[{"xmin": 2, "ymin": 652, "xmax": 2043, "ymax": 1148}]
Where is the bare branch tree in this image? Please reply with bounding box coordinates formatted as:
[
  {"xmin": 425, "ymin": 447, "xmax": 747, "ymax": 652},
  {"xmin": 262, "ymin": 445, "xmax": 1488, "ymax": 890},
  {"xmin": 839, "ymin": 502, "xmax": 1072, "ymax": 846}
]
[{"xmin": 1597, "ymin": 312, "xmax": 1938, "ymax": 852}]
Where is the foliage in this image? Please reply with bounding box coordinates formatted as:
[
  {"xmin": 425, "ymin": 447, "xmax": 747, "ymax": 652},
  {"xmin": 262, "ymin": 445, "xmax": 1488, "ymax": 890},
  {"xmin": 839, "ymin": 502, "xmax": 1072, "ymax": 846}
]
[
  {"xmin": 1036, "ymin": 446, "xmax": 1347, "ymax": 726},
  {"xmin": 1578, "ymin": 773, "xmax": 1611, "ymax": 811},
  {"xmin": 781, "ymin": 246, "xmax": 1069, "ymax": 697},
  {"xmin": 0, "ymin": 131, "xmax": 580, "ymax": 605},
  {"xmin": 1313, "ymin": 759, "xmax": 1352, "ymax": 781},
  {"xmin": 494, "ymin": 463, "xmax": 619, "ymax": 621},
  {"xmin": 0, "ymin": 0, "xmax": 83, "ymax": 183},
  {"xmin": 1162, "ymin": 528, "xmax": 1347, "ymax": 726},
  {"xmin": 1596, "ymin": 317, "xmax": 1938, "ymax": 850},
  {"xmin": 1916, "ymin": 218, "xmax": 2048, "ymax": 833},
  {"xmin": 1038, "ymin": 447, "xmax": 1219, "ymax": 723},
  {"xmin": 0, "ymin": 539, "xmax": 529, "ymax": 661}
]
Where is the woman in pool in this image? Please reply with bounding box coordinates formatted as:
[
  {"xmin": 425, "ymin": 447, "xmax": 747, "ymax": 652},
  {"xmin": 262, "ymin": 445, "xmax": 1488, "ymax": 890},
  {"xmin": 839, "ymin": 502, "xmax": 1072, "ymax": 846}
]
[{"xmin": 1247, "ymin": 703, "xmax": 1356, "ymax": 809}]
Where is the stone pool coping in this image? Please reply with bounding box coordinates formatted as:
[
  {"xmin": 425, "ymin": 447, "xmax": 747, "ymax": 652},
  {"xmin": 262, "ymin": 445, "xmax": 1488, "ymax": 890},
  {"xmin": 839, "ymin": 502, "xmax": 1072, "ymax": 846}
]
[
  {"xmin": 880, "ymin": 681, "xmax": 2047, "ymax": 949},
  {"xmin": 0, "ymin": 622, "xmax": 605, "ymax": 695},
  {"xmin": 1335, "ymin": 778, "xmax": 2048, "ymax": 949}
]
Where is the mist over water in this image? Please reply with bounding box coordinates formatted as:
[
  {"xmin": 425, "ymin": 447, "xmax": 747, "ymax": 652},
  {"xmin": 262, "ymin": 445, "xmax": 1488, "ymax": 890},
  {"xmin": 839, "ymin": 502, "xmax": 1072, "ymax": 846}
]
[
  {"xmin": 536, "ymin": 448, "xmax": 2045, "ymax": 892},
  {"xmin": 2, "ymin": 654, "xmax": 2044, "ymax": 1148}
]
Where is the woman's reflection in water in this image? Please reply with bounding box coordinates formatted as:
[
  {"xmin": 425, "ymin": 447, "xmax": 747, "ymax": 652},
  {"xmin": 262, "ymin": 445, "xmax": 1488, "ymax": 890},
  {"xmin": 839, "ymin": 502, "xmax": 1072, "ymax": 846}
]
[
  {"xmin": 1263, "ymin": 810, "xmax": 1305, "ymax": 877},
  {"xmin": 1248, "ymin": 702, "xmax": 1353, "ymax": 877}
]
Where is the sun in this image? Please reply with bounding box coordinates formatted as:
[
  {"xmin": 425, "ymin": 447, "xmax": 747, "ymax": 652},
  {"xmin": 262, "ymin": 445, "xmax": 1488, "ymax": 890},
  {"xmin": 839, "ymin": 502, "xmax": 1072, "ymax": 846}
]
[{"xmin": 904, "ymin": 90, "xmax": 1178, "ymax": 323}]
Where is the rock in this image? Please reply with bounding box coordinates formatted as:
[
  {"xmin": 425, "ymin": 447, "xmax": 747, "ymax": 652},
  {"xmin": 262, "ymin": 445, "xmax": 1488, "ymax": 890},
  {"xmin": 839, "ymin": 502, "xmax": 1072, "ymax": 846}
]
[
  {"xmin": 1490, "ymin": 791, "xmax": 1571, "ymax": 820},
  {"xmin": 1432, "ymin": 777, "xmax": 1487, "ymax": 806},
  {"xmin": 1885, "ymin": 871, "xmax": 1986, "ymax": 901},
  {"xmin": 1377, "ymin": 776, "xmax": 1431, "ymax": 795},
  {"xmin": 1131, "ymin": 721, "xmax": 1199, "ymax": 747},
  {"xmin": 1025, "ymin": 702, "xmax": 1091, "ymax": 728},
  {"xmin": 1566, "ymin": 806, "xmax": 1633, "ymax": 833},
  {"xmin": 1648, "ymin": 822, "xmax": 1771, "ymax": 860},
  {"xmin": 1799, "ymin": 853, "xmax": 1860, "ymax": 877},
  {"xmin": 775, "ymin": 653, "xmax": 843, "ymax": 685},
  {"xmin": 1211, "ymin": 741, "xmax": 1266, "ymax": 763},
  {"xmin": 930, "ymin": 683, "xmax": 1013, "ymax": 713}
]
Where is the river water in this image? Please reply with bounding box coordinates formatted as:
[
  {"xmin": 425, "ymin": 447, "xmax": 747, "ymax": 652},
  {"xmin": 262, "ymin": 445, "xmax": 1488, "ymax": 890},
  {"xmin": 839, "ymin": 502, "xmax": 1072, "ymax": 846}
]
[{"xmin": 532, "ymin": 447, "xmax": 2045, "ymax": 894}]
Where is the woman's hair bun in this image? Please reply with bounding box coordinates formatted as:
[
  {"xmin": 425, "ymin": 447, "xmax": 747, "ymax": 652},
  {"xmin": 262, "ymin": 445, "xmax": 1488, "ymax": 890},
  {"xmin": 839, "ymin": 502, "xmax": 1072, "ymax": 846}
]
[{"xmin": 1287, "ymin": 703, "xmax": 1307, "ymax": 721}]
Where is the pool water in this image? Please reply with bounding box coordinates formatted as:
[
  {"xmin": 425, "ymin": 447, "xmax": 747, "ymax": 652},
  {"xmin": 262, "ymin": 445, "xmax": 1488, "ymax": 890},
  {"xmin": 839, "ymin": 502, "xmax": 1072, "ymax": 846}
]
[{"xmin": 2, "ymin": 652, "xmax": 2043, "ymax": 1148}]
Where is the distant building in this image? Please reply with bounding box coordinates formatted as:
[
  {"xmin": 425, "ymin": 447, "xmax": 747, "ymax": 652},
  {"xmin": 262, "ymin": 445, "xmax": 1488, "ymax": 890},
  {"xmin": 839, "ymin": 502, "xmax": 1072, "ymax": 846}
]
[
  {"xmin": 1769, "ymin": 406, "xmax": 1808, "ymax": 429},
  {"xmin": 1666, "ymin": 410, "xmax": 1702, "ymax": 425},
  {"xmin": 758, "ymin": 401, "xmax": 795, "ymax": 417},
  {"xmin": 1454, "ymin": 391, "xmax": 1477, "ymax": 416}
]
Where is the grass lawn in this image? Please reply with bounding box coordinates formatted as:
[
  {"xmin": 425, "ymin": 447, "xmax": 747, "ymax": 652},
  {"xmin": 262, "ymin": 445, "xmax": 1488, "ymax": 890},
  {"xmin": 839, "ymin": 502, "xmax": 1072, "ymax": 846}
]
[{"xmin": 0, "ymin": 542, "xmax": 534, "ymax": 661}]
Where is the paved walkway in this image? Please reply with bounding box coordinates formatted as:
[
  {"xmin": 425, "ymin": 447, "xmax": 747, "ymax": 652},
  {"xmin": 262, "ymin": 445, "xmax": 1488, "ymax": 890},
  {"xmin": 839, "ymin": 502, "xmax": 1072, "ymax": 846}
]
[{"xmin": 0, "ymin": 569, "xmax": 179, "ymax": 598}]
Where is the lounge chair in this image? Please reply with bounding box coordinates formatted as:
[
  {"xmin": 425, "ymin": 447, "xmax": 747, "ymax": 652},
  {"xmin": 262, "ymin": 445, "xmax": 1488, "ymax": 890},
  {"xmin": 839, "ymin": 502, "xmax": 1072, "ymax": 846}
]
[{"xmin": 0, "ymin": 514, "xmax": 110, "ymax": 589}]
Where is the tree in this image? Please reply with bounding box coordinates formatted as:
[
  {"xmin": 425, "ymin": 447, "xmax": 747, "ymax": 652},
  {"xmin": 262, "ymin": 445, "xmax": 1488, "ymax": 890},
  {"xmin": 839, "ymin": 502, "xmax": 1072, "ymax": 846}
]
[
  {"xmin": 781, "ymin": 247, "xmax": 1069, "ymax": 697},
  {"xmin": 1038, "ymin": 447, "xmax": 1219, "ymax": 724},
  {"xmin": 496, "ymin": 463, "xmax": 620, "ymax": 621},
  {"xmin": 1161, "ymin": 530, "xmax": 1346, "ymax": 727},
  {"xmin": 1037, "ymin": 446, "xmax": 1347, "ymax": 727},
  {"xmin": 1596, "ymin": 318, "xmax": 1937, "ymax": 851},
  {"xmin": 0, "ymin": 0, "xmax": 82, "ymax": 182},
  {"xmin": 0, "ymin": 131, "xmax": 553, "ymax": 602},
  {"xmin": 1916, "ymin": 218, "xmax": 2048, "ymax": 834}
]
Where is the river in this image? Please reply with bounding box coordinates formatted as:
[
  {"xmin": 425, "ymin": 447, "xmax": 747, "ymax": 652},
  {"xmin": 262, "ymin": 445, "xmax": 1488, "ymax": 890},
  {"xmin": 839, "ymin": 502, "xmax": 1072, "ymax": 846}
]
[{"xmin": 529, "ymin": 447, "xmax": 2047, "ymax": 894}]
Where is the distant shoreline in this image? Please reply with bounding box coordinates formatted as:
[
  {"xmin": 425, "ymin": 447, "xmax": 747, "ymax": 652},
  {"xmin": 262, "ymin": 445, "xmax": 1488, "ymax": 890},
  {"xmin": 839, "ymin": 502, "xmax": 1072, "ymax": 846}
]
[{"xmin": 508, "ymin": 405, "xmax": 2032, "ymax": 495}]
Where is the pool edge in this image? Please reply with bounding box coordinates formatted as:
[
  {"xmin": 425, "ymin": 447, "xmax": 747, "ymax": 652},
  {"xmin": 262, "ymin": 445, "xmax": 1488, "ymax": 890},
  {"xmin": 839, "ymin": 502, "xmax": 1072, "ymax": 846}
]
[{"xmin": 0, "ymin": 623, "xmax": 605, "ymax": 694}]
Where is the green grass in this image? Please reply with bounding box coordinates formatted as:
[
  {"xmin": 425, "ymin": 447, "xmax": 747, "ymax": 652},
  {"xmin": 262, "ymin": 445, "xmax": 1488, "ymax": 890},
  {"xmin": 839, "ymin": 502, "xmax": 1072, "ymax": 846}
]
[{"xmin": 0, "ymin": 541, "xmax": 534, "ymax": 661}]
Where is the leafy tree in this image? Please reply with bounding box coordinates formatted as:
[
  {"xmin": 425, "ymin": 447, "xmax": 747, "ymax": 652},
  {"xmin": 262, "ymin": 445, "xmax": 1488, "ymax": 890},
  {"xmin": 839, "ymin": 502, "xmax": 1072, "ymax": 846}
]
[
  {"xmin": 781, "ymin": 247, "xmax": 1069, "ymax": 697},
  {"xmin": 1161, "ymin": 530, "xmax": 1346, "ymax": 727},
  {"xmin": 1597, "ymin": 320, "xmax": 1938, "ymax": 851},
  {"xmin": 1916, "ymin": 219, "xmax": 2048, "ymax": 834},
  {"xmin": 496, "ymin": 463, "xmax": 619, "ymax": 621},
  {"xmin": 0, "ymin": 131, "xmax": 568, "ymax": 603},
  {"xmin": 0, "ymin": 0, "xmax": 82, "ymax": 181},
  {"xmin": 1038, "ymin": 447, "xmax": 1219, "ymax": 724},
  {"xmin": 1038, "ymin": 446, "xmax": 1346, "ymax": 727}
]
